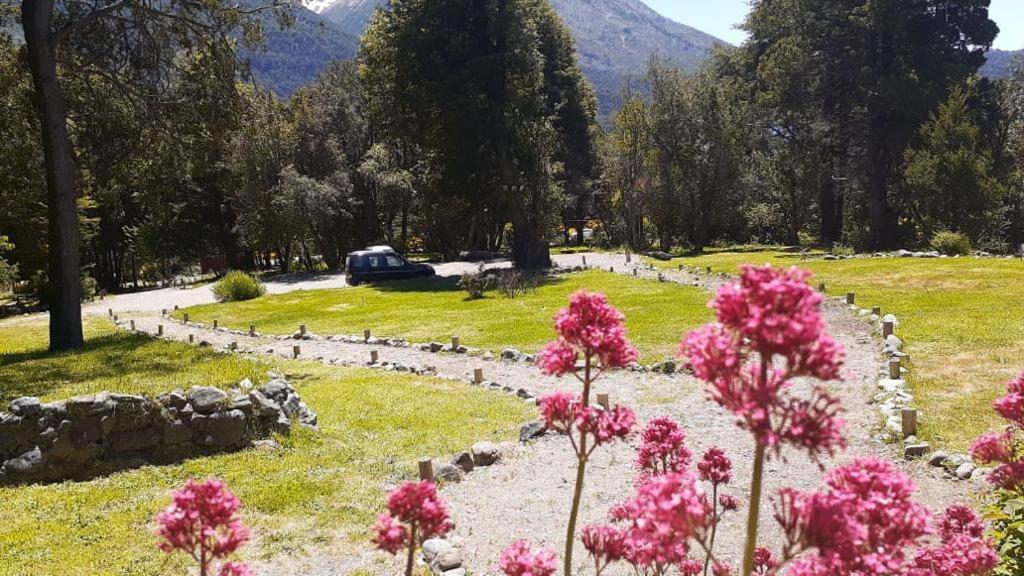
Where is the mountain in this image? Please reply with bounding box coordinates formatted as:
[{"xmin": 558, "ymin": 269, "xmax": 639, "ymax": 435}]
[
  {"xmin": 981, "ymin": 49, "xmax": 1023, "ymax": 79},
  {"xmin": 244, "ymin": 6, "xmax": 360, "ymax": 96},
  {"xmin": 306, "ymin": 0, "xmax": 724, "ymax": 120}
]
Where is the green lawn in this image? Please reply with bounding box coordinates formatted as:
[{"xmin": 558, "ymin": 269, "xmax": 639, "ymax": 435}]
[
  {"xmin": 0, "ymin": 317, "xmax": 532, "ymax": 576},
  {"xmin": 650, "ymin": 249, "xmax": 1024, "ymax": 449},
  {"xmin": 176, "ymin": 269, "xmax": 714, "ymax": 361}
]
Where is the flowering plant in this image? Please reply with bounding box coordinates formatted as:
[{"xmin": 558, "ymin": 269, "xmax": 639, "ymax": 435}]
[
  {"xmin": 155, "ymin": 479, "xmax": 252, "ymax": 576},
  {"xmin": 534, "ymin": 290, "xmax": 639, "ymax": 575},
  {"xmin": 372, "ymin": 480, "xmax": 451, "ymax": 576}
]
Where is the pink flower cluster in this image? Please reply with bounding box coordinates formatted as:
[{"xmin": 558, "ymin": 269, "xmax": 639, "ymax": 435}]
[
  {"xmin": 636, "ymin": 416, "xmax": 691, "ymax": 476},
  {"xmin": 155, "ymin": 479, "xmax": 251, "ymax": 576},
  {"xmin": 971, "ymin": 372, "xmax": 1024, "ymax": 490},
  {"xmin": 537, "ymin": 391, "xmax": 635, "ymax": 453},
  {"xmin": 680, "ymin": 265, "xmax": 846, "ymax": 459},
  {"xmin": 777, "ymin": 458, "xmax": 995, "ymax": 576},
  {"xmin": 698, "ymin": 446, "xmax": 732, "ymax": 486},
  {"xmin": 536, "ymin": 290, "xmax": 638, "ymax": 376},
  {"xmin": 372, "ymin": 481, "xmax": 450, "ymax": 554},
  {"xmin": 499, "ymin": 540, "xmax": 558, "ymax": 576}
]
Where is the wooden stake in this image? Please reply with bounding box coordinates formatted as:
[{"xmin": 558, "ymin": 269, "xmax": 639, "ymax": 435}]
[
  {"xmin": 108, "ymin": 308, "xmax": 113, "ymax": 317},
  {"xmin": 183, "ymin": 313, "xmax": 189, "ymax": 323},
  {"xmin": 229, "ymin": 341, "xmax": 238, "ymax": 351},
  {"xmin": 299, "ymin": 323, "xmax": 306, "ymax": 336},
  {"xmin": 846, "ymin": 292, "xmax": 856, "ymax": 305},
  {"xmin": 678, "ymin": 264, "xmax": 684, "ymax": 271},
  {"xmin": 249, "ymin": 324, "xmax": 256, "ymax": 337},
  {"xmin": 871, "ymin": 306, "xmax": 881, "ymax": 316},
  {"xmin": 451, "ymin": 335, "xmax": 460, "ymax": 349},
  {"xmin": 901, "ymin": 408, "xmax": 918, "ymax": 436},
  {"xmin": 609, "ymin": 266, "xmax": 614, "ymax": 273},
  {"xmin": 363, "ymin": 329, "xmax": 371, "ymax": 342},
  {"xmin": 189, "ymin": 334, "xmax": 194, "ymax": 344},
  {"xmin": 632, "ymin": 268, "xmax": 638, "ymax": 276},
  {"xmin": 370, "ymin": 350, "xmax": 379, "ymax": 364},
  {"xmin": 162, "ymin": 308, "xmax": 167, "ymax": 316},
  {"xmin": 888, "ymin": 357, "xmax": 902, "ymax": 380},
  {"xmin": 582, "ymin": 255, "xmax": 587, "ymax": 267},
  {"xmin": 818, "ymin": 282, "xmax": 826, "ymax": 292},
  {"xmin": 705, "ymin": 266, "xmax": 712, "ymax": 274},
  {"xmin": 882, "ymin": 321, "xmax": 894, "ymax": 338},
  {"xmin": 130, "ymin": 320, "xmax": 135, "ymax": 331},
  {"xmin": 626, "ymin": 252, "xmax": 632, "ymax": 263},
  {"xmin": 418, "ymin": 458, "xmax": 434, "ymax": 482},
  {"xmin": 213, "ymin": 319, "xmax": 219, "ymax": 329},
  {"xmin": 474, "ymin": 367, "xmax": 484, "ymax": 385},
  {"xmin": 157, "ymin": 324, "xmax": 163, "ymax": 336},
  {"xmin": 292, "ymin": 345, "xmax": 300, "ymax": 358},
  {"xmin": 596, "ymin": 392, "xmax": 610, "ymax": 410},
  {"xmin": 174, "ymin": 305, "xmax": 179, "ymax": 311}
]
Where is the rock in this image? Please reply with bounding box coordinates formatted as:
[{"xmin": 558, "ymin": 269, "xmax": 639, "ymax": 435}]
[
  {"xmin": 261, "ymin": 378, "xmax": 290, "ymax": 399},
  {"xmin": 429, "ymin": 342, "xmax": 444, "ymax": 353},
  {"xmin": 520, "ymin": 421, "xmax": 547, "ymax": 442},
  {"xmin": 442, "ymin": 569, "xmax": 466, "ymax": 576},
  {"xmin": 422, "ymin": 538, "xmax": 453, "ymax": 563},
  {"xmin": 200, "ymin": 409, "xmax": 247, "ymax": 447},
  {"xmin": 897, "ymin": 249, "xmax": 915, "ymax": 258},
  {"xmin": 162, "ymin": 419, "xmax": 192, "ymax": 445},
  {"xmin": 253, "ymin": 438, "xmax": 283, "ymax": 451},
  {"xmin": 189, "ymin": 387, "xmax": 228, "ymax": 414},
  {"xmin": 927, "ymin": 451, "xmax": 950, "ymax": 467},
  {"xmin": 501, "ymin": 347, "xmax": 520, "ymax": 360},
  {"xmin": 452, "ymin": 451, "xmax": 475, "ymax": 473},
  {"xmin": 471, "ymin": 441, "xmax": 500, "ymax": 466},
  {"xmin": 647, "ymin": 251, "xmax": 672, "ymax": 261},
  {"xmin": 882, "ymin": 313, "xmax": 900, "ymax": 326},
  {"xmin": 435, "ymin": 549, "xmax": 463, "ymax": 571},
  {"xmin": 970, "ymin": 467, "xmax": 991, "ymax": 481},
  {"xmin": 8, "ymin": 397, "xmax": 42, "ymax": 417},
  {"xmin": 955, "ymin": 462, "xmax": 976, "ymax": 480},
  {"xmin": 238, "ymin": 378, "xmax": 254, "ymax": 391},
  {"xmin": 482, "ymin": 351, "xmax": 494, "ymax": 361},
  {"xmin": 434, "ymin": 463, "xmax": 464, "ymax": 483},
  {"xmin": 885, "ymin": 334, "xmax": 903, "ymax": 349},
  {"xmin": 904, "ymin": 443, "xmax": 930, "ymax": 459}
]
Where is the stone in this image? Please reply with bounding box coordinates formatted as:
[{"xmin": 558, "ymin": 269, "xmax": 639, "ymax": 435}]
[
  {"xmin": 422, "ymin": 538, "xmax": 453, "ymax": 563},
  {"xmin": 200, "ymin": 410, "xmax": 247, "ymax": 447},
  {"xmin": 261, "ymin": 378, "xmax": 291, "ymax": 399},
  {"xmin": 8, "ymin": 397, "xmax": 42, "ymax": 417},
  {"xmin": 882, "ymin": 313, "xmax": 900, "ymax": 326},
  {"xmin": 452, "ymin": 451, "xmax": 475, "ymax": 473},
  {"xmin": 238, "ymin": 378, "xmax": 254, "ymax": 391},
  {"xmin": 927, "ymin": 451, "xmax": 950, "ymax": 467},
  {"xmin": 434, "ymin": 463, "xmax": 464, "ymax": 483},
  {"xmin": 189, "ymin": 387, "xmax": 228, "ymax": 414},
  {"xmin": 163, "ymin": 419, "xmax": 192, "ymax": 445},
  {"xmin": 885, "ymin": 334, "xmax": 903, "ymax": 349},
  {"xmin": 472, "ymin": 441, "xmax": 500, "ymax": 466},
  {"xmin": 501, "ymin": 347, "xmax": 520, "ymax": 360},
  {"xmin": 429, "ymin": 342, "xmax": 445, "ymax": 353},
  {"xmin": 520, "ymin": 421, "xmax": 546, "ymax": 442},
  {"xmin": 482, "ymin": 351, "xmax": 494, "ymax": 361},
  {"xmin": 249, "ymin": 390, "xmax": 280, "ymax": 417},
  {"xmin": 955, "ymin": 462, "xmax": 976, "ymax": 480},
  {"xmin": 165, "ymin": 391, "xmax": 188, "ymax": 410},
  {"xmin": 435, "ymin": 549, "xmax": 463, "ymax": 571},
  {"xmin": 904, "ymin": 443, "xmax": 930, "ymax": 459},
  {"xmin": 442, "ymin": 569, "xmax": 466, "ymax": 576}
]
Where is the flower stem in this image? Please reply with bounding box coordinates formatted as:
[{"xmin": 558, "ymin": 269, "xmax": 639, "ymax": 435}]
[
  {"xmin": 703, "ymin": 484, "xmax": 719, "ymax": 576},
  {"xmin": 564, "ymin": 353, "xmax": 594, "ymax": 576},
  {"xmin": 742, "ymin": 441, "xmax": 767, "ymax": 576},
  {"xmin": 405, "ymin": 524, "xmax": 417, "ymax": 576}
]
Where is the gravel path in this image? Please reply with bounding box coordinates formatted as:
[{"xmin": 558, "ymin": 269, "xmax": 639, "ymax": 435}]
[{"xmin": 110, "ymin": 253, "xmax": 972, "ymax": 576}]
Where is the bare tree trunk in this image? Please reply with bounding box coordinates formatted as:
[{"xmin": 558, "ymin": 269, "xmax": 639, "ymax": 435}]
[{"xmin": 23, "ymin": 0, "xmax": 83, "ymax": 351}]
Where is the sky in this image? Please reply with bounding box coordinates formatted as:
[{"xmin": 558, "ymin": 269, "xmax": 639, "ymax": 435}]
[{"xmin": 640, "ymin": 0, "xmax": 1024, "ymax": 51}]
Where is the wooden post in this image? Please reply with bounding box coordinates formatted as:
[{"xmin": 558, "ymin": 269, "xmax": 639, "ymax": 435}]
[
  {"xmin": 888, "ymin": 357, "xmax": 902, "ymax": 380},
  {"xmin": 609, "ymin": 266, "xmax": 614, "ymax": 273},
  {"xmin": 213, "ymin": 319, "xmax": 219, "ymax": 329},
  {"xmin": 249, "ymin": 324, "xmax": 256, "ymax": 337},
  {"xmin": 292, "ymin": 345, "xmax": 300, "ymax": 358},
  {"xmin": 189, "ymin": 334, "xmax": 194, "ymax": 344},
  {"xmin": 846, "ymin": 292, "xmax": 856, "ymax": 305},
  {"xmin": 161, "ymin": 308, "xmax": 167, "ymax": 317},
  {"xmin": 626, "ymin": 252, "xmax": 632, "ymax": 263},
  {"xmin": 474, "ymin": 367, "xmax": 484, "ymax": 385},
  {"xmin": 418, "ymin": 457, "xmax": 434, "ymax": 482},
  {"xmin": 229, "ymin": 341, "xmax": 238, "ymax": 351},
  {"xmin": 582, "ymin": 255, "xmax": 587, "ymax": 267},
  {"xmin": 113, "ymin": 314, "xmax": 118, "ymax": 322},
  {"xmin": 130, "ymin": 320, "xmax": 135, "ymax": 331},
  {"xmin": 705, "ymin": 266, "xmax": 712, "ymax": 274},
  {"xmin": 818, "ymin": 282, "xmax": 826, "ymax": 292},
  {"xmin": 871, "ymin": 306, "xmax": 881, "ymax": 316},
  {"xmin": 658, "ymin": 273, "xmax": 665, "ymax": 282},
  {"xmin": 596, "ymin": 392, "xmax": 610, "ymax": 410},
  {"xmin": 678, "ymin": 264, "xmax": 684, "ymax": 271},
  {"xmin": 108, "ymin": 308, "xmax": 113, "ymax": 317},
  {"xmin": 363, "ymin": 329, "xmax": 371, "ymax": 342},
  {"xmin": 632, "ymin": 268, "xmax": 638, "ymax": 276},
  {"xmin": 157, "ymin": 324, "xmax": 163, "ymax": 336},
  {"xmin": 370, "ymin": 350, "xmax": 379, "ymax": 364},
  {"xmin": 299, "ymin": 323, "xmax": 306, "ymax": 336},
  {"xmin": 174, "ymin": 305, "xmax": 179, "ymax": 311},
  {"xmin": 882, "ymin": 321, "xmax": 894, "ymax": 338},
  {"xmin": 901, "ymin": 408, "xmax": 918, "ymax": 437},
  {"xmin": 451, "ymin": 335, "xmax": 460, "ymax": 349},
  {"xmin": 183, "ymin": 313, "xmax": 189, "ymax": 323}
]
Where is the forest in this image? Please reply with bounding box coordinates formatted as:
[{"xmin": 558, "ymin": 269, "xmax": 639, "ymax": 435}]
[{"xmin": 1, "ymin": 0, "xmax": 1022, "ymax": 343}]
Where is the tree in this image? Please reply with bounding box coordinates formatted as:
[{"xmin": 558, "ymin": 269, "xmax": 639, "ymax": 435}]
[
  {"xmin": 17, "ymin": 0, "xmax": 284, "ymax": 350},
  {"xmin": 903, "ymin": 83, "xmax": 1005, "ymax": 242},
  {"xmin": 605, "ymin": 94, "xmax": 652, "ymax": 251}
]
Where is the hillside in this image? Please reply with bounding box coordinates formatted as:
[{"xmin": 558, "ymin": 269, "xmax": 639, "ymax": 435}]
[
  {"xmin": 981, "ymin": 49, "xmax": 1023, "ymax": 78},
  {"xmin": 309, "ymin": 0, "xmax": 723, "ymax": 120}
]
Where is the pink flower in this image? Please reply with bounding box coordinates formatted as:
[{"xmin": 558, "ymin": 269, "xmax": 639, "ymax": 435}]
[
  {"xmin": 540, "ymin": 290, "xmax": 639, "ymax": 372},
  {"xmin": 679, "ymin": 266, "xmax": 846, "ymax": 459},
  {"xmin": 155, "ymin": 479, "xmax": 250, "ymax": 562},
  {"xmin": 382, "ymin": 481, "xmax": 450, "ymax": 541},
  {"xmin": 591, "ymin": 405, "xmax": 636, "ymax": 445},
  {"xmin": 538, "ymin": 392, "xmax": 581, "ymax": 434},
  {"xmin": 971, "ymin": 431, "xmax": 1012, "ymax": 464},
  {"xmin": 753, "ymin": 547, "xmax": 778, "ymax": 575},
  {"xmin": 581, "ymin": 524, "xmax": 627, "ymax": 568},
  {"xmin": 776, "ymin": 458, "xmax": 932, "ymax": 574},
  {"xmin": 539, "ymin": 392, "xmax": 634, "ymax": 449},
  {"xmin": 536, "ymin": 341, "xmax": 578, "ymax": 376},
  {"xmin": 697, "ymin": 447, "xmax": 732, "ymax": 485},
  {"xmin": 499, "ymin": 540, "xmax": 558, "ymax": 576},
  {"xmin": 371, "ymin": 514, "xmax": 408, "ymax": 554},
  {"xmin": 989, "ymin": 460, "xmax": 1024, "ymax": 490},
  {"xmin": 911, "ymin": 534, "xmax": 997, "ymax": 575},
  {"xmin": 614, "ymin": 472, "xmax": 711, "ymax": 568},
  {"xmin": 712, "ymin": 561, "xmax": 734, "ymax": 576},
  {"xmin": 218, "ymin": 562, "xmax": 252, "ymax": 576},
  {"xmin": 939, "ymin": 504, "xmax": 986, "ymax": 539},
  {"xmin": 718, "ymin": 494, "xmax": 738, "ymax": 511},
  {"xmin": 995, "ymin": 372, "xmax": 1024, "ymax": 425},
  {"xmin": 678, "ymin": 558, "xmax": 703, "ymax": 575},
  {"xmin": 636, "ymin": 416, "xmax": 691, "ymax": 476}
]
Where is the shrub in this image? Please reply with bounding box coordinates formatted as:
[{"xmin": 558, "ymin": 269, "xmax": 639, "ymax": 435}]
[
  {"xmin": 457, "ymin": 272, "xmax": 493, "ymax": 299},
  {"xmin": 931, "ymin": 230, "xmax": 972, "ymax": 256},
  {"xmin": 212, "ymin": 271, "xmax": 265, "ymax": 302},
  {"xmin": 80, "ymin": 275, "xmax": 97, "ymax": 301},
  {"xmin": 494, "ymin": 269, "xmax": 540, "ymax": 299},
  {"xmin": 798, "ymin": 231, "xmax": 818, "ymax": 248},
  {"xmin": 830, "ymin": 244, "xmax": 855, "ymax": 257}
]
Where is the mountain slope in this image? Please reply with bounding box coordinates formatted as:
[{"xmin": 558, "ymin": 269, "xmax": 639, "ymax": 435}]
[
  {"xmin": 980, "ymin": 49, "xmax": 1023, "ymax": 78},
  {"xmin": 309, "ymin": 0, "xmax": 723, "ymax": 120}
]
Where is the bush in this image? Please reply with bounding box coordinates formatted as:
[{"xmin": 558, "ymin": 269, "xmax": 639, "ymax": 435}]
[
  {"xmin": 930, "ymin": 230, "xmax": 972, "ymax": 256},
  {"xmin": 983, "ymin": 490, "xmax": 1024, "ymax": 575},
  {"xmin": 797, "ymin": 231, "xmax": 818, "ymax": 248},
  {"xmin": 212, "ymin": 271, "xmax": 265, "ymax": 302},
  {"xmin": 494, "ymin": 269, "xmax": 540, "ymax": 299},
  {"xmin": 457, "ymin": 272, "xmax": 493, "ymax": 299},
  {"xmin": 830, "ymin": 244, "xmax": 855, "ymax": 257},
  {"xmin": 80, "ymin": 275, "xmax": 97, "ymax": 301}
]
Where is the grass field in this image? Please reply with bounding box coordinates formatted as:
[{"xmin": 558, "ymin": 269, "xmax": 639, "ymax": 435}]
[
  {"xmin": 0, "ymin": 317, "xmax": 532, "ymax": 576},
  {"xmin": 650, "ymin": 249, "xmax": 1024, "ymax": 449},
  {"xmin": 175, "ymin": 269, "xmax": 714, "ymax": 361}
]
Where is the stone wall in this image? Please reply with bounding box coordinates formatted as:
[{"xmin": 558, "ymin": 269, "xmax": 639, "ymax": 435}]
[{"xmin": 0, "ymin": 376, "xmax": 316, "ymax": 484}]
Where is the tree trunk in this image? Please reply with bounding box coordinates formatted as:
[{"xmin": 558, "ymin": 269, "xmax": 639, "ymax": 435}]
[
  {"xmin": 510, "ymin": 193, "xmax": 551, "ymax": 270},
  {"xmin": 23, "ymin": 0, "xmax": 83, "ymax": 351}
]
